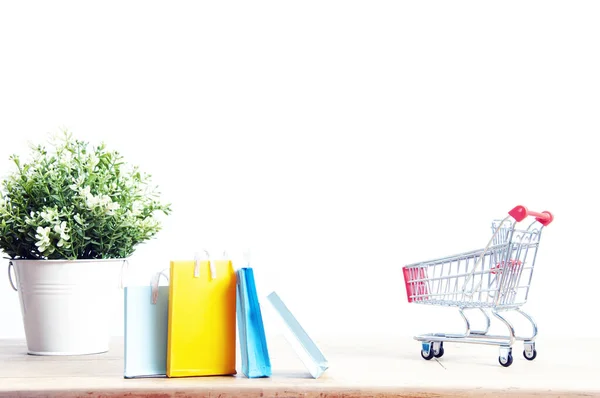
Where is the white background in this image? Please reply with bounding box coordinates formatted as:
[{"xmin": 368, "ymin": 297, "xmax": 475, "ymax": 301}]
[{"xmin": 0, "ymin": 1, "xmax": 598, "ymax": 342}]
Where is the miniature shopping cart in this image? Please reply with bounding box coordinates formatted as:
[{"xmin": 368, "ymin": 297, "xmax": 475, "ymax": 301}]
[{"xmin": 402, "ymin": 205, "xmax": 553, "ymax": 367}]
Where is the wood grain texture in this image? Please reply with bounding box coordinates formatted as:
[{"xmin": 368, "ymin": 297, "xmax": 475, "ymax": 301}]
[{"xmin": 1, "ymin": 335, "xmax": 599, "ymax": 397}]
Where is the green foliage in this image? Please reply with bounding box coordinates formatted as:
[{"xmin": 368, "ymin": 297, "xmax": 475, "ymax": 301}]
[{"xmin": 0, "ymin": 130, "xmax": 171, "ymax": 260}]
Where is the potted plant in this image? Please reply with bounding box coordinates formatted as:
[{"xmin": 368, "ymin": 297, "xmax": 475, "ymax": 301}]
[{"xmin": 0, "ymin": 130, "xmax": 171, "ymax": 355}]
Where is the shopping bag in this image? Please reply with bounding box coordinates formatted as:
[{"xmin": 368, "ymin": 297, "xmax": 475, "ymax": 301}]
[
  {"xmin": 236, "ymin": 267, "xmax": 271, "ymax": 378},
  {"xmin": 167, "ymin": 252, "xmax": 237, "ymax": 377},
  {"xmin": 266, "ymin": 291, "xmax": 329, "ymax": 379},
  {"xmin": 123, "ymin": 269, "xmax": 169, "ymax": 378}
]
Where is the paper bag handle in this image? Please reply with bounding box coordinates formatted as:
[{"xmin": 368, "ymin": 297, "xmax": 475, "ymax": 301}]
[
  {"xmin": 194, "ymin": 250, "xmax": 217, "ymax": 279},
  {"xmin": 151, "ymin": 269, "xmax": 169, "ymax": 304}
]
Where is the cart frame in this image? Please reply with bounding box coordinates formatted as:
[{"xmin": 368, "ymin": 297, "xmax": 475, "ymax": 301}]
[{"xmin": 402, "ymin": 205, "xmax": 553, "ymax": 367}]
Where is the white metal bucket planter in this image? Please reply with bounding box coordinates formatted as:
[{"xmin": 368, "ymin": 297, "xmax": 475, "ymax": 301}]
[{"xmin": 8, "ymin": 258, "xmax": 125, "ymax": 356}]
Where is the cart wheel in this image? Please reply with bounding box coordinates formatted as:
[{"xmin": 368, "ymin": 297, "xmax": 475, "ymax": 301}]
[
  {"xmin": 421, "ymin": 345, "xmax": 435, "ymax": 360},
  {"xmin": 433, "ymin": 344, "xmax": 444, "ymax": 358},
  {"xmin": 499, "ymin": 352, "xmax": 513, "ymax": 367},
  {"xmin": 523, "ymin": 349, "xmax": 537, "ymax": 360}
]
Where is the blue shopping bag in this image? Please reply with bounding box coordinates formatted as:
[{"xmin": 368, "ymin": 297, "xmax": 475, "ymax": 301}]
[
  {"xmin": 123, "ymin": 269, "xmax": 169, "ymax": 378},
  {"xmin": 236, "ymin": 267, "xmax": 272, "ymax": 378},
  {"xmin": 267, "ymin": 291, "xmax": 329, "ymax": 379}
]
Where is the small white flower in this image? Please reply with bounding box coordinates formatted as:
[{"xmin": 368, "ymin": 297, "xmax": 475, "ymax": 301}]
[
  {"xmin": 35, "ymin": 226, "xmax": 52, "ymax": 254},
  {"xmin": 73, "ymin": 214, "xmax": 84, "ymax": 225},
  {"xmin": 99, "ymin": 194, "xmax": 111, "ymax": 206},
  {"xmin": 139, "ymin": 217, "xmax": 158, "ymax": 230},
  {"xmin": 79, "ymin": 186, "xmax": 100, "ymax": 209},
  {"xmin": 79, "ymin": 186, "xmax": 91, "ymax": 197},
  {"xmin": 53, "ymin": 221, "xmax": 71, "ymax": 248},
  {"xmin": 86, "ymin": 195, "xmax": 99, "ymax": 208},
  {"xmin": 59, "ymin": 150, "xmax": 73, "ymax": 166},
  {"xmin": 88, "ymin": 152, "xmax": 99, "ymax": 169},
  {"xmin": 54, "ymin": 221, "xmax": 71, "ymax": 248},
  {"xmin": 53, "ymin": 221, "xmax": 69, "ymax": 240},
  {"xmin": 106, "ymin": 201, "xmax": 120, "ymax": 215},
  {"xmin": 40, "ymin": 208, "xmax": 58, "ymax": 223},
  {"xmin": 131, "ymin": 201, "xmax": 143, "ymax": 216},
  {"xmin": 69, "ymin": 175, "xmax": 85, "ymax": 192}
]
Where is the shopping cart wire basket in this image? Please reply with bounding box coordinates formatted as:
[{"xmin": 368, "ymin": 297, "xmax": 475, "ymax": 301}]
[{"xmin": 402, "ymin": 205, "xmax": 553, "ymax": 367}]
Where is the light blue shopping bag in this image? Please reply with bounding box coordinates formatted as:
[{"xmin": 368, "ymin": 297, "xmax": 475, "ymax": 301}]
[
  {"xmin": 123, "ymin": 269, "xmax": 169, "ymax": 378},
  {"xmin": 267, "ymin": 291, "xmax": 329, "ymax": 379},
  {"xmin": 236, "ymin": 267, "xmax": 272, "ymax": 378}
]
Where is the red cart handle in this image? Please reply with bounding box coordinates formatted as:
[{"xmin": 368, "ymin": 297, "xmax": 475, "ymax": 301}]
[{"xmin": 508, "ymin": 205, "xmax": 554, "ymax": 226}]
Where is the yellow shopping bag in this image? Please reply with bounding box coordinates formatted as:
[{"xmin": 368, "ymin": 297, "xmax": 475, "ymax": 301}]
[{"xmin": 166, "ymin": 253, "xmax": 237, "ymax": 377}]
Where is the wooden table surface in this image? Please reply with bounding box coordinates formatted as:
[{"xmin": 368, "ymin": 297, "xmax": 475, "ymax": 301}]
[{"xmin": 0, "ymin": 334, "xmax": 598, "ymax": 397}]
